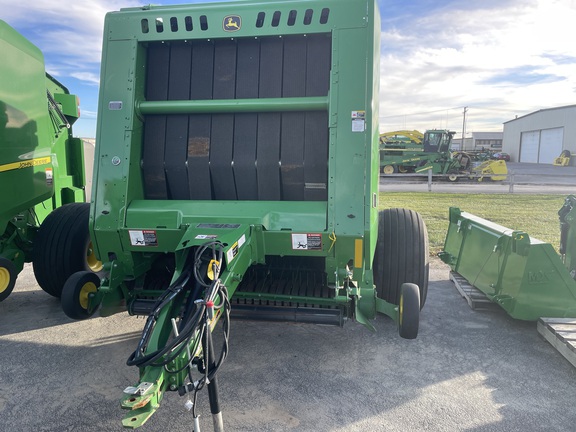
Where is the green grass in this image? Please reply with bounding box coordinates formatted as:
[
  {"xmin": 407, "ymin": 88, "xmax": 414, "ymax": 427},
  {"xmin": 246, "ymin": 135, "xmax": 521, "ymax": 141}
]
[{"xmin": 379, "ymin": 193, "xmax": 566, "ymax": 255}]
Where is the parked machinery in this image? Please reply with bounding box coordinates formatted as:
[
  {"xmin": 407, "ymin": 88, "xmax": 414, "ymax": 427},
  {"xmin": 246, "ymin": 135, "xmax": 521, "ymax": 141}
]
[
  {"xmin": 380, "ymin": 129, "xmax": 426, "ymax": 146},
  {"xmin": 0, "ymin": 20, "xmax": 96, "ymax": 302},
  {"xmin": 60, "ymin": 0, "xmax": 429, "ymax": 428},
  {"xmin": 553, "ymin": 150, "xmax": 572, "ymax": 166},
  {"xmin": 439, "ymin": 195, "xmax": 576, "ymax": 320},
  {"xmin": 379, "ymin": 129, "xmax": 507, "ymax": 181},
  {"xmin": 379, "ymin": 129, "xmax": 458, "ymax": 175}
]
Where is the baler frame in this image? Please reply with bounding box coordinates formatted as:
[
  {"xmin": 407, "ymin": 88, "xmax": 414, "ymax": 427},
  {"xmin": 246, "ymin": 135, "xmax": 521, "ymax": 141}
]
[{"xmin": 61, "ymin": 0, "xmax": 429, "ymax": 428}]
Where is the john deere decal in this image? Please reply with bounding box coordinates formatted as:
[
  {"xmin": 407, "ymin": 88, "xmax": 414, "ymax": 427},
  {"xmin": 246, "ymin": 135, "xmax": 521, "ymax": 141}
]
[{"xmin": 223, "ymin": 15, "xmax": 241, "ymax": 32}]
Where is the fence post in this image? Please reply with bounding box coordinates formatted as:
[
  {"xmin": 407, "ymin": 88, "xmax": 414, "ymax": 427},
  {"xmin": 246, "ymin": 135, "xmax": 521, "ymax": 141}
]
[
  {"xmin": 509, "ymin": 171, "xmax": 514, "ymax": 193},
  {"xmin": 428, "ymin": 169, "xmax": 432, "ymax": 192}
]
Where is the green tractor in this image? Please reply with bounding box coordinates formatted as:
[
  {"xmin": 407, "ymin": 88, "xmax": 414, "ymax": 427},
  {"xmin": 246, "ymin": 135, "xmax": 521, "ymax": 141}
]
[
  {"xmin": 60, "ymin": 0, "xmax": 429, "ymax": 428},
  {"xmin": 0, "ymin": 20, "xmax": 98, "ymax": 302},
  {"xmin": 379, "ymin": 129, "xmax": 459, "ymax": 175}
]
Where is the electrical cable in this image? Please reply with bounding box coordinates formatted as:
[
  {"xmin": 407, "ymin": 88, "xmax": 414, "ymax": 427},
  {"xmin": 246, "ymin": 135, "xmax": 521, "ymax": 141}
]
[{"xmin": 127, "ymin": 241, "xmax": 230, "ymax": 381}]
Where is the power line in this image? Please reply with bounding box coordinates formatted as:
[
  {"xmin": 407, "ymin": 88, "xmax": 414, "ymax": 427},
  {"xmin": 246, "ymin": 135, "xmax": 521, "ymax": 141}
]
[
  {"xmin": 379, "ymin": 106, "xmax": 462, "ymax": 119},
  {"xmin": 381, "ymin": 105, "xmax": 526, "ymax": 120}
]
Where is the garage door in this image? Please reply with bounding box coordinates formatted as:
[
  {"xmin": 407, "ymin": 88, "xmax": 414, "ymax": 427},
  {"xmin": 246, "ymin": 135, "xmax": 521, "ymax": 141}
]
[
  {"xmin": 539, "ymin": 127, "xmax": 564, "ymax": 164},
  {"xmin": 520, "ymin": 131, "xmax": 539, "ymax": 163}
]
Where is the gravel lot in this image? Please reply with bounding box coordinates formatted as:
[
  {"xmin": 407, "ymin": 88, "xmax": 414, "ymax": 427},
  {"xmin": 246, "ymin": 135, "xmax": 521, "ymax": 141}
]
[
  {"xmin": 2, "ymin": 161, "xmax": 574, "ymax": 431},
  {"xmin": 2, "ymin": 258, "xmax": 576, "ymax": 432}
]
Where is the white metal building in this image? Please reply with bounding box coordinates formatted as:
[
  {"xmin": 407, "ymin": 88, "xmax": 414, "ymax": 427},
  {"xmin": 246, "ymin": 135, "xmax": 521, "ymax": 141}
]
[
  {"xmin": 503, "ymin": 105, "xmax": 576, "ymax": 164},
  {"xmin": 451, "ymin": 132, "xmax": 503, "ymax": 151}
]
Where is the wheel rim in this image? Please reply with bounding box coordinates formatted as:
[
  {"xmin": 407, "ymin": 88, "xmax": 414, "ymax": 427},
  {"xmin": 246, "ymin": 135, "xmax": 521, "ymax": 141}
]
[
  {"xmin": 0, "ymin": 267, "xmax": 10, "ymax": 293},
  {"xmin": 398, "ymin": 166, "xmax": 408, "ymax": 173},
  {"xmin": 383, "ymin": 165, "xmax": 394, "ymax": 175},
  {"xmin": 86, "ymin": 242, "xmax": 103, "ymax": 272},
  {"xmin": 79, "ymin": 281, "xmax": 98, "ymax": 310}
]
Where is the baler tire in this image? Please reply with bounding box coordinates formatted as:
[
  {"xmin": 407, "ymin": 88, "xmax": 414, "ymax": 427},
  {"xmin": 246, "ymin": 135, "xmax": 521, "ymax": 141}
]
[
  {"xmin": 61, "ymin": 271, "xmax": 100, "ymax": 320},
  {"xmin": 32, "ymin": 203, "xmax": 101, "ymax": 298},
  {"xmin": 398, "ymin": 283, "xmax": 420, "ymax": 339},
  {"xmin": 0, "ymin": 258, "xmax": 17, "ymax": 302},
  {"xmin": 373, "ymin": 208, "xmax": 429, "ymax": 308}
]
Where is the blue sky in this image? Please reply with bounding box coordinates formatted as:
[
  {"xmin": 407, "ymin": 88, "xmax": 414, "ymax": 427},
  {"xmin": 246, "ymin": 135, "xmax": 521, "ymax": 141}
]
[{"xmin": 3, "ymin": 0, "xmax": 575, "ymax": 138}]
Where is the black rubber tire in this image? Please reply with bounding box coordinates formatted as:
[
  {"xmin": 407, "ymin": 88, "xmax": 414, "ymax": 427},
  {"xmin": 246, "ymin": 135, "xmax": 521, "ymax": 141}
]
[
  {"xmin": 32, "ymin": 203, "xmax": 94, "ymax": 298},
  {"xmin": 373, "ymin": 208, "xmax": 429, "ymax": 308},
  {"xmin": 398, "ymin": 283, "xmax": 420, "ymax": 339},
  {"xmin": 61, "ymin": 271, "xmax": 100, "ymax": 320},
  {"xmin": 0, "ymin": 257, "xmax": 17, "ymax": 302}
]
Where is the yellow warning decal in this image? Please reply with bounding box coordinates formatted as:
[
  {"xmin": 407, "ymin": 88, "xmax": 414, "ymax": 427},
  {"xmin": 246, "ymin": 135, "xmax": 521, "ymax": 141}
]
[
  {"xmin": 0, "ymin": 156, "xmax": 51, "ymax": 173},
  {"xmin": 354, "ymin": 239, "xmax": 363, "ymax": 268}
]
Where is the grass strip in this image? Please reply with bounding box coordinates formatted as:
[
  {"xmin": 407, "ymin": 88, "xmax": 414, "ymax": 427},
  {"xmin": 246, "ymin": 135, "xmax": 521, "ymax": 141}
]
[{"xmin": 379, "ymin": 193, "xmax": 567, "ymax": 255}]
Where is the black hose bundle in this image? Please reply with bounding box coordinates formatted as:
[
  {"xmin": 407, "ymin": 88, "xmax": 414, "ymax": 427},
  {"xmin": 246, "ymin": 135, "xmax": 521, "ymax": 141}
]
[{"xmin": 126, "ymin": 241, "xmax": 230, "ymax": 381}]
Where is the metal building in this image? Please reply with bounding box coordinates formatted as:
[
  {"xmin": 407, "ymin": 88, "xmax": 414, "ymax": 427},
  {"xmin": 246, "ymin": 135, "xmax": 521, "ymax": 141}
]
[
  {"xmin": 503, "ymin": 105, "xmax": 576, "ymax": 164},
  {"xmin": 451, "ymin": 131, "xmax": 503, "ymax": 152}
]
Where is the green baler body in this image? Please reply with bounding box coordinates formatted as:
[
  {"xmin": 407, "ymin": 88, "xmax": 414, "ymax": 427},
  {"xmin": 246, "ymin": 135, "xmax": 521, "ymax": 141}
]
[
  {"xmin": 92, "ymin": 0, "xmax": 383, "ymax": 321},
  {"xmin": 0, "ymin": 20, "xmax": 85, "ymax": 272}
]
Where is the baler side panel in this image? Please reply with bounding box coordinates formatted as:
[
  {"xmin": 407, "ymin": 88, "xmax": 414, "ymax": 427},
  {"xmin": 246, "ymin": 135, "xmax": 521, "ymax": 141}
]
[{"xmin": 0, "ymin": 22, "xmax": 54, "ymax": 233}]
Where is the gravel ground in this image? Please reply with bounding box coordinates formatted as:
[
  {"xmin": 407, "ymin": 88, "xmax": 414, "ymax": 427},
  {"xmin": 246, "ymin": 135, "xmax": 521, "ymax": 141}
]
[{"xmin": 2, "ymin": 259, "xmax": 576, "ymax": 431}]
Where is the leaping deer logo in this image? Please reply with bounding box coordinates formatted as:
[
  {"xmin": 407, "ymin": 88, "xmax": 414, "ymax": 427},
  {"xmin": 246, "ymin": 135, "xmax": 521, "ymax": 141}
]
[{"xmin": 223, "ymin": 15, "xmax": 241, "ymax": 32}]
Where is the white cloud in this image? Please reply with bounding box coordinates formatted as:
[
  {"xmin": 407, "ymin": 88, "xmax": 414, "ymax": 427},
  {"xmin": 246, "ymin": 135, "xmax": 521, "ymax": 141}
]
[
  {"xmin": 70, "ymin": 72, "xmax": 101, "ymax": 86},
  {"xmin": 78, "ymin": 109, "xmax": 98, "ymax": 119},
  {"xmin": 3, "ymin": 0, "xmax": 574, "ymax": 136},
  {"xmin": 1, "ymin": 0, "xmax": 141, "ymax": 86},
  {"xmin": 379, "ymin": 0, "xmax": 576, "ymax": 135}
]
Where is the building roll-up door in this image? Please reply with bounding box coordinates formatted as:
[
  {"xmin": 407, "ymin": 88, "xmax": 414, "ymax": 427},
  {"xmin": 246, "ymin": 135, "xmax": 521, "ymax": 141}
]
[
  {"xmin": 539, "ymin": 127, "xmax": 564, "ymax": 164},
  {"xmin": 520, "ymin": 131, "xmax": 540, "ymax": 163}
]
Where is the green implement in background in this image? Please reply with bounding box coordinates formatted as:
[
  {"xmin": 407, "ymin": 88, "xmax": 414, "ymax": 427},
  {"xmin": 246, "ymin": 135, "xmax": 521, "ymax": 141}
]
[
  {"xmin": 439, "ymin": 195, "xmax": 576, "ymax": 320},
  {"xmin": 0, "ymin": 20, "xmax": 92, "ymax": 302}
]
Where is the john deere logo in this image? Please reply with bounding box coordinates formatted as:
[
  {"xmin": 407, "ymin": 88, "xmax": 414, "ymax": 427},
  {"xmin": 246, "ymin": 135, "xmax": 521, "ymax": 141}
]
[{"xmin": 223, "ymin": 15, "xmax": 241, "ymax": 32}]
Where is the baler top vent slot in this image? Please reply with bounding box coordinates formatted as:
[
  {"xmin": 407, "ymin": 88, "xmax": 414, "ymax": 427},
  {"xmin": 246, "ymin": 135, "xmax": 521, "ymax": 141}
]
[
  {"xmin": 256, "ymin": 8, "xmax": 330, "ymax": 28},
  {"xmin": 141, "ymin": 15, "xmax": 209, "ymax": 34},
  {"xmin": 140, "ymin": 8, "xmax": 330, "ymax": 35}
]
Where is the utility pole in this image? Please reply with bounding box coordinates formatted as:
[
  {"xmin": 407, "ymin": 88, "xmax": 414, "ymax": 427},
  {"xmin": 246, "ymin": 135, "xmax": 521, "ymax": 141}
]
[{"xmin": 461, "ymin": 106, "xmax": 468, "ymax": 151}]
